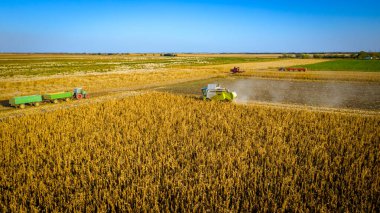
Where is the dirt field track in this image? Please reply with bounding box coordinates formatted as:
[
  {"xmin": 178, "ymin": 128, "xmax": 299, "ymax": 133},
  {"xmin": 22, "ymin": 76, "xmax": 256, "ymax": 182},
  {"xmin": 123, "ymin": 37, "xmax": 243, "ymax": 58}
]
[{"xmin": 159, "ymin": 77, "xmax": 380, "ymax": 110}]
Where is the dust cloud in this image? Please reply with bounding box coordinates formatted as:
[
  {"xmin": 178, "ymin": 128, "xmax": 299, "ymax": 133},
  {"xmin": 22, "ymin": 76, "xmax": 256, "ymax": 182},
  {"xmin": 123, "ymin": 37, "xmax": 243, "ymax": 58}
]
[{"xmin": 225, "ymin": 78, "xmax": 380, "ymax": 110}]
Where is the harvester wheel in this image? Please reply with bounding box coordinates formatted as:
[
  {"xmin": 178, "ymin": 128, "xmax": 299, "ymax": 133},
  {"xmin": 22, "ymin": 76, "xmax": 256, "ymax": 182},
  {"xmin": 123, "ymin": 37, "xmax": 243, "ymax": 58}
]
[
  {"xmin": 34, "ymin": 102, "xmax": 40, "ymax": 107},
  {"xmin": 85, "ymin": 94, "xmax": 89, "ymax": 99},
  {"xmin": 76, "ymin": 94, "xmax": 83, "ymax": 100},
  {"xmin": 53, "ymin": 99, "xmax": 58, "ymax": 104},
  {"xmin": 19, "ymin": 104, "xmax": 25, "ymax": 109}
]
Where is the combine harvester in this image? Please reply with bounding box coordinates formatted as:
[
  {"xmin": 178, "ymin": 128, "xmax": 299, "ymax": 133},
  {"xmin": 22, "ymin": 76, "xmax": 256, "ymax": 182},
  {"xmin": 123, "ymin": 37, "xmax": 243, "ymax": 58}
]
[
  {"xmin": 9, "ymin": 87, "xmax": 89, "ymax": 109},
  {"xmin": 201, "ymin": 84, "xmax": 237, "ymax": 101},
  {"xmin": 230, "ymin": 66, "xmax": 245, "ymax": 74}
]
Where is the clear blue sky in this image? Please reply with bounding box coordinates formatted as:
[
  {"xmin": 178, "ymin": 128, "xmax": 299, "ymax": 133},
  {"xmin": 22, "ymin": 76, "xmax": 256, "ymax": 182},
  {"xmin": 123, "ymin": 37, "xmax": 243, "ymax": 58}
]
[{"xmin": 1, "ymin": 0, "xmax": 379, "ymax": 53}]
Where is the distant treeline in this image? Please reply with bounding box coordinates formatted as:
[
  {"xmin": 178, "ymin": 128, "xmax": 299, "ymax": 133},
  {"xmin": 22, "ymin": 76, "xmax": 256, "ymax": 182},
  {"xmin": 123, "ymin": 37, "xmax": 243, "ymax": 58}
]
[{"xmin": 280, "ymin": 51, "xmax": 380, "ymax": 59}]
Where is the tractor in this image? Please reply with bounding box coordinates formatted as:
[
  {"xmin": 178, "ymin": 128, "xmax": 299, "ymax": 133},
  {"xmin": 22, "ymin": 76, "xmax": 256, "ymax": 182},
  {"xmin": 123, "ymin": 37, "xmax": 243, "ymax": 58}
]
[
  {"xmin": 201, "ymin": 84, "xmax": 237, "ymax": 101},
  {"xmin": 73, "ymin": 87, "xmax": 89, "ymax": 99}
]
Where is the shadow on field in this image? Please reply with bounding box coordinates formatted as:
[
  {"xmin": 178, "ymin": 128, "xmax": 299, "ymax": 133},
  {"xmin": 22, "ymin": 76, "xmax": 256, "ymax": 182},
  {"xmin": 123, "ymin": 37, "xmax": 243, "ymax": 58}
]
[
  {"xmin": 184, "ymin": 95, "xmax": 203, "ymax": 101},
  {"xmin": 0, "ymin": 99, "xmax": 10, "ymax": 107}
]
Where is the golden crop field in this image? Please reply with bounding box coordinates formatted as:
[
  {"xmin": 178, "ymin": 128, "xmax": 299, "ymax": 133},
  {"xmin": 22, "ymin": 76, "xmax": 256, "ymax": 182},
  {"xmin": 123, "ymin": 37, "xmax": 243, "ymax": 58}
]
[{"xmin": 1, "ymin": 93, "xmax": 379, "ymax": 212}]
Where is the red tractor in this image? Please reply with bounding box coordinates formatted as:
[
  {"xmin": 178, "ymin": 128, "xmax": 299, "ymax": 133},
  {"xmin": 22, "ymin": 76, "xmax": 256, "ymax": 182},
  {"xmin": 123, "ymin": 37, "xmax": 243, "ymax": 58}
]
[
  {"xmin": 279, "ymin": 67, "xmax": 307, "ymax": 72},
  {"xmin": 230, "ymin": 67, "xmax": 245, "ymax": 74}
]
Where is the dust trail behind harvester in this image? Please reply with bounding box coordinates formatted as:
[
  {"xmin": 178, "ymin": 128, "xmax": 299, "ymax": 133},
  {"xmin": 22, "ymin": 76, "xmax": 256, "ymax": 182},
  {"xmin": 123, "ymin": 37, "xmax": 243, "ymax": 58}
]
[
  {"xmin": 224, "ymin": 78, "xmax": 380, "ymax": 110},
  {"xmin": 228, "ymin": 79, "xmax": 291, "ymax": 104}
]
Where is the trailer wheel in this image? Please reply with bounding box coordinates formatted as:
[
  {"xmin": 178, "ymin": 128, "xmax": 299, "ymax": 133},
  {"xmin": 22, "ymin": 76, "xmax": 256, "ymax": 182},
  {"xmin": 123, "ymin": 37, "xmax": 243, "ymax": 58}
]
[
  {"xmin": 19, "ymin": 104, "xmax": 25, "ymax": 109},
  {"xmin": 85, "ymin": 94, "xmax": 89, "ymax": 99},
  {"xmin": 65, "ymin": 98, "xmax": 70, "ymax": 102},
  {"xmin": 76, "ymin": 94, "xmax": 83, "ymax": 100},
  {"xmin": 53, "ymin": 99, "xmax": 58, "ymax": 104},
  {"xmin": 34, "ymin": 102, "xmax": 40, "ymax": 107}
]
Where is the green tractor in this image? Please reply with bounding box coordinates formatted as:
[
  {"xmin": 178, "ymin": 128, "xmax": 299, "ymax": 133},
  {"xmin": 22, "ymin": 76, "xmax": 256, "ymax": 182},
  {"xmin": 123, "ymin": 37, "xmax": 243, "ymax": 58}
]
[
  {"xmin": 73, "ymin": 87, "xmax": 89, "ymax": 99},
  {"xmin": 201, "ymin": 84, "xmax": 237, "ymax": 101}
]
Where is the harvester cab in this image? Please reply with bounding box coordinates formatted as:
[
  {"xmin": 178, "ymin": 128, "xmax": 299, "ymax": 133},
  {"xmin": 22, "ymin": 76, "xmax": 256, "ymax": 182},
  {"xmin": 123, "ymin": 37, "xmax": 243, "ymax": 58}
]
[
  {"xmin": 201, "ymin": 84, "xmax": 237, "ymax": 101},
  {"xmin": 73, "ymin": 87, "xmax": 89, "ymax": 99}
]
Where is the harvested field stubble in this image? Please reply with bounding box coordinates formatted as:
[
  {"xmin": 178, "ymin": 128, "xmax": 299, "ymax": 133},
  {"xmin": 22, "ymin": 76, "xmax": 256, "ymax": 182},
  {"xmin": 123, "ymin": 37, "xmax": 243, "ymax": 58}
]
[
  {"xmin": 0, "ymin": 68, "xmax": 220, "ymax": 100},
  {"xmin": 0, "ymin": 93, "xmax": 379, "ymax": 211},
  {"xmin": 0, "ymin": 54, "xmax": 275, "ymax": 77}
]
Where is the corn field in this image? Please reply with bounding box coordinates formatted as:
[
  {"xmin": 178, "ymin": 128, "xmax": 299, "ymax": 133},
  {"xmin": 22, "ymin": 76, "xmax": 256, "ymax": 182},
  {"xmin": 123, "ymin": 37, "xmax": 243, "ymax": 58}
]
[{"xmin": 0, "ymin": 93, "xmax": 379, "ymax": 211}]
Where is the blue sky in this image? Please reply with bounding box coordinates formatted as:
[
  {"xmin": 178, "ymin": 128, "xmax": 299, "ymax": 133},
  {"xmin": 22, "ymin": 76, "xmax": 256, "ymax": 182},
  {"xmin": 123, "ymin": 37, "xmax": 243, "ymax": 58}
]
[{"xmin": 0, "ymin": 0, "xmax": 379, "ymax": 53}]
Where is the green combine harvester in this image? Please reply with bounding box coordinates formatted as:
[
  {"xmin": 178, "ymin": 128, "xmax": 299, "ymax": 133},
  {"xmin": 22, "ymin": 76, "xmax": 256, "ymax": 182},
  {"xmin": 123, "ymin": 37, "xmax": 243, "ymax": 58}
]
[{"xmin": 201, "ymin": 84, "xmax": 237, "ymax": 101}]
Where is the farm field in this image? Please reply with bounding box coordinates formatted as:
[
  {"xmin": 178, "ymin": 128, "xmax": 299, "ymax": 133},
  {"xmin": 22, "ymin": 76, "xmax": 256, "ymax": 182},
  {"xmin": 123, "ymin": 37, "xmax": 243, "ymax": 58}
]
[
  {"xmin": 0, "ymin": 54, "xmax": 276, "ymax": 77},
  {"xmin": 294, "ymin": 59, "xmax": 380, "ymax": 72},
  {"xmin": 1, "ymin": 54, "xmax": 380, "ymax": 211},
  {"xmin": 1, "ymin": 54, "xmax": 379, "ymax": 103},
  {"xmin": 0, "ymin": 54, "xmax": 335, "ymax": 102},
  {"xmin": 1, "ymin": 93, "xmax": 379, "ymax": 211}
]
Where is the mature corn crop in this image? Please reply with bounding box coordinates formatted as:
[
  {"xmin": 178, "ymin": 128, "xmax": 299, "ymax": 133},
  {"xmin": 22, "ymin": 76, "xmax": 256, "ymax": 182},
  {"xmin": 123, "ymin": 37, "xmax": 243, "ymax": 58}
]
[{"xmin": 0, "ymin": 93, "xmax": 379, "ymax": 212}]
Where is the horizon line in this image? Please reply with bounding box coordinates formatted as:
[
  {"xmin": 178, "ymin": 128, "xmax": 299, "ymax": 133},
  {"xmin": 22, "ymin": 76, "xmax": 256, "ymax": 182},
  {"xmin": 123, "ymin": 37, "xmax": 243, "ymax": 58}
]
[{"xmin": 0, "ymin": 51, "xmax": 374, "ymax": 54}]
